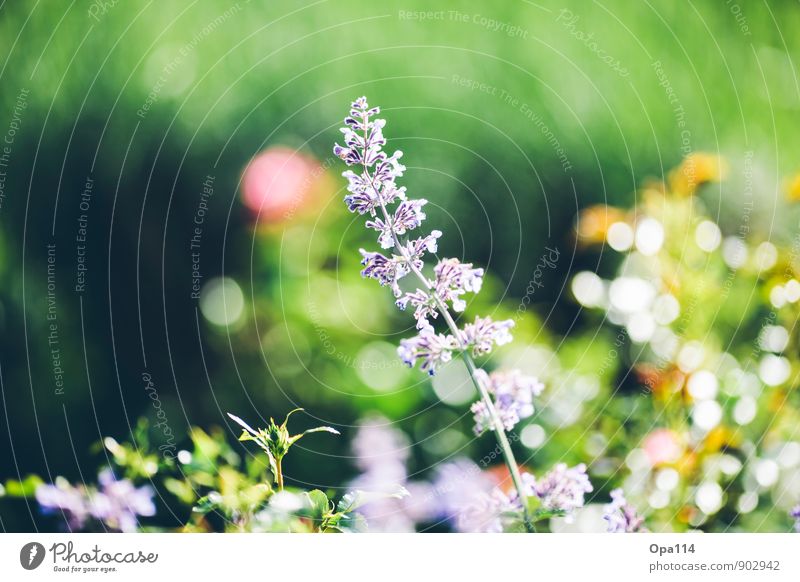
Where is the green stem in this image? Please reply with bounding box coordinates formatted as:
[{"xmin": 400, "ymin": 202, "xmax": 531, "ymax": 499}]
[
  {"xmin": 360, "ymin": 121, "xmax": 533, "ymax": 532},
  {"xmin": 276, "ymin": 458, "xmax": 284, "ymax": 491}
]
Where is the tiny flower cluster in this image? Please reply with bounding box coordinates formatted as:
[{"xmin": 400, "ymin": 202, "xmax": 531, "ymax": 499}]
[
  {"xmin": 334, "ymin": 97, "xmax": 515, "ymax": 375},
  {"xmin": 603, "ymin": 488, "xmax": 648, "ymax": 533},
  {"xmin": 470, "ymin": 369, "xmax": 544, "ymax": 434},
  {"xmin": 526, "ymin": 463, "xmax": 593, "ymax": 519},
  {"xmin": 433, "ymin": 460, "xmax": 592, "ymax": 532},
  {"xmin": 791, "ymin": 505, "xmax": 800, "ymax": 533},
  {"xmin": 36, "ymin": 469, "xmax": 155, "ymax": 532}
]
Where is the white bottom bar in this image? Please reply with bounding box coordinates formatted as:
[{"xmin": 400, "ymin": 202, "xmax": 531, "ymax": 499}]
[{"xmin": 0, "ymin": 534, "xmax": 797, "ymax": 580}]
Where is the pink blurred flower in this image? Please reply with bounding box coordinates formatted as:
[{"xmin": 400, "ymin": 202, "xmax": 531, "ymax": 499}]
[
  {"xmin": 642, "ymin": 428, "xmax": 682, "ymax": 466},
  {"xmin": 241, "ymin": 147, "xmax": 327, "ymax": 223}
]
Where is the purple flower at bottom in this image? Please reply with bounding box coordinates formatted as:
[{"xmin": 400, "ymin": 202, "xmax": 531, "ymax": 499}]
[
  {"xmin": 791, "ymin": 505, "xmax": 800, "ymax": 533},
  {"xmin": 432, "ymin": 459, "xmax": 511, "ymax": 533},
  {"xmin": 89, "ymin": 469, "xmax": 156, "ymax": 533},
  {"xmin": 35, "ymin": 469, "xmax": 155, "ymax": 533},
  {"xmin": 36, "ymin": 479, "xmax": 91, "ymax": 530},
  {"xmin": 604, "ymin": 488, "xmax": 648, "ymax": 533},
  {"xmin": 529, "ymin": 463, "xmax": 592, "ymax": 520}
]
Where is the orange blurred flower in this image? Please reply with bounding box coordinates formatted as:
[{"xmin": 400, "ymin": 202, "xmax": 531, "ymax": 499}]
[
  {"xmin": 668, "ymin": 153, "xmax": 726, "ymax": 196},
  {"xmin": 575, "ymin": 204, "xmax": 626, "ymax": 245}
]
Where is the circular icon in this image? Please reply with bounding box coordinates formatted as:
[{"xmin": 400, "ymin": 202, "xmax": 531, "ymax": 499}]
[{"xmin": 20, "ymin": 542, "xmax": 46, "ymax": 570}]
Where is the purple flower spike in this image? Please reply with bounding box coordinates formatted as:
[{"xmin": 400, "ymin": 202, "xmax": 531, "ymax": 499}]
[
  {"xmin": 335, "ymin": 96, "xmax": 590, "ymax": 531},
  {"xmin": 530, "ymin": 463, "xmax": 593, "ymax": 520},
  {"xmin": 471, "ymin": 369, "xmax": 544, "ymax": 434},
  {"xmin": 398, "ymin": 331, "xmax": 459, "ymax": 375},
  {"xmin": 460, "ymin": 316, "xmax": 515, "ymax": 357},
  {"xmin": 604, "ymin": 488, "xmax": 648, "ymax": 533}
]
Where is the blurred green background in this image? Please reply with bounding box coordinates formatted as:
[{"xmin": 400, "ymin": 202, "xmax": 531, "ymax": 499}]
[{"xmin": 1, "ymin": 0, "xmax": 799, "ymax": 531}]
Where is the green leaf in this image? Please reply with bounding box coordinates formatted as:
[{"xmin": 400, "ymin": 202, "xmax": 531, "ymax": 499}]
[
  {"xmin": 163, "ymin": 478, "xmax": 196, "ymax": 505},
  {"xmin": 3, "ymin": 474, "xmax": 44, "ymax": 497},
  {"xmin": 192, "ymin": 492, "xmax": 222, "ymax": 514},
  {"xmin": 304, "ymin": 489, "xmax": 331, "ymax": 527},
  {"xmin": 281, "ymin": 408, "xmax": 305, "ymax": 427},
  {"xmin": 531, "ymin": 508, "xmax": 568, "ymax": 522},
  {"xmin": 289, "ymin": 426, "xmax": 340, "ymax": 445}
]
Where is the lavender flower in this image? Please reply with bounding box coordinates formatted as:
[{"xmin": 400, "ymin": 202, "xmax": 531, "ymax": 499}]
[
  {"xmin": 335, "ymin": 97, "xmax": 588, "ymax": 531},
  {"xmin": 89, "ymin": 469, "xmax": 156, "ymax": 533},
  {"xmin": 432, "ymin": 459, "xmax": 511, "ymax": 533},
  {"xmin": 398, "ymin": 330, "xmax": 459, "ymax": 375},
  {"xmin": 433, "ymin": 258, "xmax": 484, "ymax": 312},
  {"xmin": 460, "ymin": 316, "xmax": 515, "ymax": 357},
  {"xmin": 366, "ymin": 199, "xmax": 428, "ymax": 249},
  {"xmin": 36, "ymin": 469, "xmax": 155, "ymax": 532},
  {"xmin": 36, "ymin": 478, "xmax": 91, "ymax": 530},
  {"xmin": 603, "ymin": 488, "xmax": 648, "ymax": 533},
  {"xmin": 349, "ymin": 417, "xmax": 436, "ymax": 532},
  {"xmin": 471, "ymin": 369, "xmax": 545, "ymax": 434},
  {"xmin": 334, "ymin": 96, "xmax": 511, "ymax": 372},
  {"xmin": 791, "ymin": 505, "xmax": 800, "ymax": 533},
  {"xmin": 529, "ymin": 463, "xmax": 592, "ymax": 519},
  {"xmin": 432, "ymin": 461, "xmax": 590, "ymax": 531}
]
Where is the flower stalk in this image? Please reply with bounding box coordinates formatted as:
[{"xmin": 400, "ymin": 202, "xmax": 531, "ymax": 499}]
[
  {"xmin": 365, "ymin": 156, "xmax": 533, "ymax": 529},
  {"xmin": 336, "ymin": 97, "xmax": 543, "ymax": 531}
]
